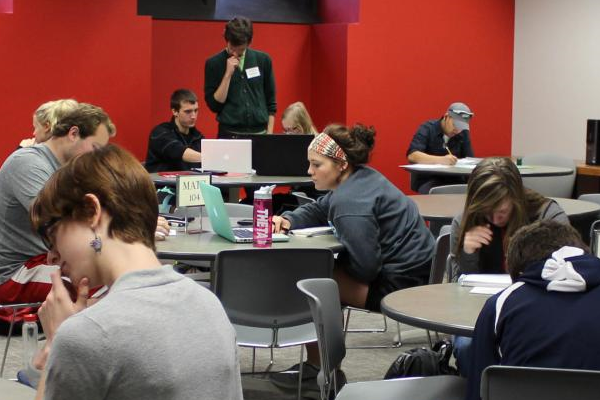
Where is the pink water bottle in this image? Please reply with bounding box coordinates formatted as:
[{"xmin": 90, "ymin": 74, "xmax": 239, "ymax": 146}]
[{"xmin": 253, "ymin": 185, "xmax": 274, "ymax": 248}]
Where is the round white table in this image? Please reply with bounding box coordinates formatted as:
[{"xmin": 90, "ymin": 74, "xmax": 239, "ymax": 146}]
[
  {"xmin": 156, "ymin": 218, "xmax": 343, "ymax": 262},
  {"xmin": 401, "ymin": 164, "xmax": 574, "ymax": 178},
  {"xmin": 150, "ymin": 172, "xmax": 313, "ymax": 189},
  {"xmin": 381, "ymin": 283, "xmax": 491, "ymax": 337},
  {"xmin": 0, "ymin": 379, "xmax": 36, "ymax": 400},
  {"xmin": 408, "ymin": 194, "xmax": 600, "ymax": 223}
]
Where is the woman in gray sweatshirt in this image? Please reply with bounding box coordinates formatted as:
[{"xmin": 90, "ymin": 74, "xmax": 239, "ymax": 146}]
[{"xmin": 273, "ymin": 124, "xmax": 434, "ymax": 312}]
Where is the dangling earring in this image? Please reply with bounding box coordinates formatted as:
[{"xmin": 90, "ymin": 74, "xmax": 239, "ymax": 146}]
[{"xmin": 90, "ymin": 230, "xmax": 102, "ymax": 253}]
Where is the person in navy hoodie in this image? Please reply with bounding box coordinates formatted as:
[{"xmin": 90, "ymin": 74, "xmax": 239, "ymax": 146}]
[{"xmin": 466, "ymin": 220, "xmax": 600, "ymax": 400}]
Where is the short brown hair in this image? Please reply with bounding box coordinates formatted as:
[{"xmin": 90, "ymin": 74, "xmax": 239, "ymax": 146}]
[
  {"xmin": 324, "ymin": 123, "xmax": 376, "ymax": 167},
  {"xmin": 51, "ymin": 102, "xmax": 116, "ymax": 139},
  {"xmin": 224, "ymin": 16, "xmax": 253, "ymax": 46},
  {"xmin": 170, "ymin": 89, "xmax": 198, "ymax": 111},
  {"xmin": 31, "ymin": 144, "xmax": 158, "ymax": 250},
  {"xmin": 507, "ymin": 220, "xmax": 588, "ymax": 281}
]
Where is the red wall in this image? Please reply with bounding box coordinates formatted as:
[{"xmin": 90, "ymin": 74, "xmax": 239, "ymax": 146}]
[
  {"xmin": 346, "ymin": 0, "xmax": 515, "ymax": 191},
  {"xmin": 0, "ymin": 0, "xmax": 514, "ymax": 196},
  {"xmin": 150, "ymin": 20, "xmax": 313, "ymax": 137},
  {"xmin": 310, "ymin": 23, "xmax": 348, "ymax": 131},
  {"xmin": 0, "ymin": 0, "xmax": 12, "ymax": 14},
  {"xmin": 0, "ymin": 0, "xmax": 152, "ymax": 161}
]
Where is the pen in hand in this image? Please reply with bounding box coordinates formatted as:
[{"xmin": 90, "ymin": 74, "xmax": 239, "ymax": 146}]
[{"xmin": 444, "ymin": 145, "xmax": 458, "ymax": 165}]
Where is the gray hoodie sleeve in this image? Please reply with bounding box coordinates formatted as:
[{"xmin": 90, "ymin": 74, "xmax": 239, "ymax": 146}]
[
  {"xmin": 538, "ymin": 199, "xmax": 570, "ymax": 224},
  {"xmin": 281, "ymin": 193, "xmax": 331, "ymax": 228},
  {"xmin": 333, "ymin": 214, "xmax": 382, "ymax": 282}
]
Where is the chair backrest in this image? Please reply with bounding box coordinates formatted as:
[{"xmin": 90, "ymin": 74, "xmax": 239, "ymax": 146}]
[
  {"xmin": 446, "ymin": 253, "xmax": 458, "ymax": 282},
  {"xmin": 429, "ymin": 225, "xmax": 451, "ymax": 284},
  {"xmin": 578, "ymin": 193, "xmax": 600, "ymax": 205},
  {"xmin": 292, "ymin": 191, "xmax": 316, "ymax": 206},
  {"xmin": 521, "ymin": 153, "xmax": 576, "ymax": 198},
  {"xmin": 213, "ymin": 249, "xmax": 333, "ymax": 329},
  {"xmin": 481, "ymin": 365, "xmax": 600, "ymax": 400},
  {"xmin": 589, "ymin": 219, "xmax": 600, "ymax": 256},
  {"xmin": 297, "ymin": 278, "xmax": 346, "ymax": 395},
  {"xmin": 224, "ymin": 202, "xmax": 253, "ymax": 218},
  {"xmin": 429, "ymin": 184, "xmax": 468, "ymax": 195}
]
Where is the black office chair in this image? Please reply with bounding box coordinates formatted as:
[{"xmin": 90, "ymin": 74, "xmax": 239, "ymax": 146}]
[
  {"xmin": 424, "ymin": 224, "xmax": 452, "ymax": 347},
  {"xmin": 428, "ymin": 225, "xmax": 452, "ymax": 285},
  {"xmin": 481, "ymin": 365, "xmax": 600, "ymax": 400},
  {"xmin": 213, "ymin": 248, "xmax": 334, "ymax": 399}
]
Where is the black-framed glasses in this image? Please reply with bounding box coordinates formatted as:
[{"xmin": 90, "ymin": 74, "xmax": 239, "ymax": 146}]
[{"xmin": 37, "ymin": 217, "xmax": 61, "ymax": 250}]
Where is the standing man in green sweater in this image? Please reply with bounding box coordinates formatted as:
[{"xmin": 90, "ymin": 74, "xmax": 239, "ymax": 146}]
[{"xmin": 204, "ymin": 16, "xmax": 277, "ymax": 138}]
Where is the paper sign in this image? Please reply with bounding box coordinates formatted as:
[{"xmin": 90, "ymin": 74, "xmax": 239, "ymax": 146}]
[
  {"xmin": 246, "ymin": 66, "xmax": 260, "ymax": 79},
  {"xmin": 176, "ymin": 173, "xmax": 212, "ymax": 207}
]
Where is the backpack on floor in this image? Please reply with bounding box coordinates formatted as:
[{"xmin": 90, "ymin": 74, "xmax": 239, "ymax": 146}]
[{"xmin": 384, "ymin": 339, "xmax": 458, "ymax": 379}]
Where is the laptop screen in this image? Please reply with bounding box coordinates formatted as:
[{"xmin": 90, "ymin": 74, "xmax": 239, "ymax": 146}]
[
  {"xmin": 201, "ymin": 139, "xmax": 252, "ymax": 173},
  {"xmin": 221, "ymin": 133, "xmax": 312, "ymax": 176}
]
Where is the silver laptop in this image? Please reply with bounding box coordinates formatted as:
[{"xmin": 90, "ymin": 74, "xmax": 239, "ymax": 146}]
[
  {"xmin": 200, "ymin": 182, "xmax": 289, "ymax": 243},
  {"xmin": 201, "ymin": 139, "xmax": 252, "ymax": 173}
]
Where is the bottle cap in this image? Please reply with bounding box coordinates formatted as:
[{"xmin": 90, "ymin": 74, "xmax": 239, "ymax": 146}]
[
  {"xmin": 254, "ymin": 185, "xmax": 276, "ymax": 199},
  {"xmin": 23, "ymin": 313, "xmax": 38, "ymax": 322}
]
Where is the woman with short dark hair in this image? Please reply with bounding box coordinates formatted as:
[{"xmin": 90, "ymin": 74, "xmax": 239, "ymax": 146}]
[{"xmin": 31, "ymin": 144, "xmax": 242, "ymax": 400}]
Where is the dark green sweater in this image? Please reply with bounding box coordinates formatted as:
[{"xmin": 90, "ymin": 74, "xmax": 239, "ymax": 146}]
[{"xmin": 204, "ymin": 48, "xmax": 277, "ymax": 132}]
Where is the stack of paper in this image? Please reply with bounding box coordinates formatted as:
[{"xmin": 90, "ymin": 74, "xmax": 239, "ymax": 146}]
[
  {"xmin": 469, "ymin": 287, "xmax": 505, "ymax": 295},
  {"xmin": 290, "ymin": 226, "xmax": 333, "ymax": 237},
  {"xmin": 399, "ymin": 164, "xmax": 451, "ymax": 169},
  {"xmin": 458, "ymin": 274, "xmax": 512, "ymax": 288},
  {"xmin": 455, "ymin": 157, "xmax": 483, "ymax": 166}
]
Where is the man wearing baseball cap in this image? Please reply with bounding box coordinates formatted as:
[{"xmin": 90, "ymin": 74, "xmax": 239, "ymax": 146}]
[{"xmin": 406, "ymin": 102, "xmax": 474, "ymax": 193}]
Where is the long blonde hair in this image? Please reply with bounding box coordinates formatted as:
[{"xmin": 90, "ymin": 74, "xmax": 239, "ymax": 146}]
[
  {"xmin": 455, "ymin": 157, "xmax": 548, "ymax": 257},
  {"xmin": 282, "ymin": 101, "xmax": 318, "ymax": 134}
]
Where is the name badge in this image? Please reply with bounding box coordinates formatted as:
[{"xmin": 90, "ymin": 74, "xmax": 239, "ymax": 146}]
[{"xmin": 246, "ymin": 66, "xmax": 261, "ymax": 79}]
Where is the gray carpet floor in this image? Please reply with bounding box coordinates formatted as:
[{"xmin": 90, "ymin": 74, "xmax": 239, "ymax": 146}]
[{"xmin": 1, "ymin": 312, "xmax": 439, "ymax": 399}]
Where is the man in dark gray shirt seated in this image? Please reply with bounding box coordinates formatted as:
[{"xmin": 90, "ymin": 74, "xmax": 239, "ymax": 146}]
[
  {"xmin": 145, "ymin": 89, "xmax": 204, "ymax": 172},
  {"xmin": 406, "ymin": 102, "xmax": 474, "ymax": 193}
]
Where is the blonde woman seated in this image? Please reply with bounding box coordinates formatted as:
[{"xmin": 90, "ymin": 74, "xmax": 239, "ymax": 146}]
[
  {"xmin": 281, "ymin": 101, "xmax": 318, "ymax": 134},
  {"xmin": 19, "ymin": 99, "xmax": 78, "ymax": 147},
  {"xmin": 31, "ymin": 145, "xmax": 242, "ymax": 400}
]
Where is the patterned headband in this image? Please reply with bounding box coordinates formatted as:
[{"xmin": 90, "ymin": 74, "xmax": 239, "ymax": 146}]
[{"xmin": 308, "ymin": 133, "xmax": 347, "ymax": 162}]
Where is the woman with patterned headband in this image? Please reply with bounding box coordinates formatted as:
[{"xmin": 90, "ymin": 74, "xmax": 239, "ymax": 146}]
[
  {"xmin": 273, "ymin": 124, "xmax": 434, "ymax": 311},
  {"xmin": 271, "ymin": 124, "xmax": 434, "ymax": 386}
]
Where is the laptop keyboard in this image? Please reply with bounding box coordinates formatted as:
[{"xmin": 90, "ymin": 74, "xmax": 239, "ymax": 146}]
[{"xmin": 232, "ymin": 228, "xmax": 253, "ymax": 238}]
